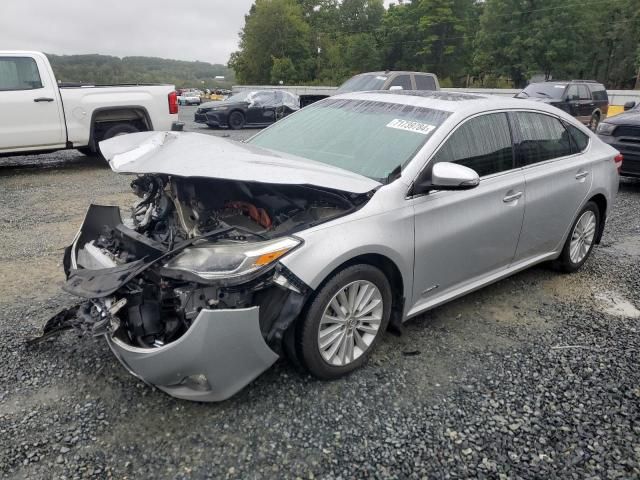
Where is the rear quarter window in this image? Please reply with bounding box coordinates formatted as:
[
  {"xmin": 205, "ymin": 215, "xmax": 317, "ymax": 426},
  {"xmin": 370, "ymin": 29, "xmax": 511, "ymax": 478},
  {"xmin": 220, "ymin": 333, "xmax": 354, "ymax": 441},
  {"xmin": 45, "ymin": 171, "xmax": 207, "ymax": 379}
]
[
  {"xmin": 590, "ymin": 85, "xmax": 608, "ymax": 101},
  {"xmin": 566, "ymin": 124, "xmax": 590, "ymax": 152}
]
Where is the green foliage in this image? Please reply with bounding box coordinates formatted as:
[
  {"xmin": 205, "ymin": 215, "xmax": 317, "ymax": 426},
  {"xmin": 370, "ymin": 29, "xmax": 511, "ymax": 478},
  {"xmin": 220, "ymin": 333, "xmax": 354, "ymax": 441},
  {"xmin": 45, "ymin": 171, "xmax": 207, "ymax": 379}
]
[
  {"xmin": 271, "ymin": 56, "xmax": 299, "ymax": 83},
  {"xmin": 229, "ymin": 0, "xmax": 312, "ymax": 84},
  {"xmin": 230, "ymin": 0, "xmax": 640, "ymax": 88},
  {"xmin": 47, "ymin": 54, "xmax": 234, "ymax": 89},
  {"xmin": 474, "ymin": 0, "xmax": 640, "ymax": 88}
]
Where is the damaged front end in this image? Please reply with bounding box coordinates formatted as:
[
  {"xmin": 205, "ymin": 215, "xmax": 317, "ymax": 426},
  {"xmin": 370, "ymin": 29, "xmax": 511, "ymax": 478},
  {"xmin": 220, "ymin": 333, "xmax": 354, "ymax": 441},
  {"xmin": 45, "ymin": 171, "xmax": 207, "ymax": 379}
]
[{"xmin": 34, "ymin": 171, "xmax": 367, "ymax": 401}]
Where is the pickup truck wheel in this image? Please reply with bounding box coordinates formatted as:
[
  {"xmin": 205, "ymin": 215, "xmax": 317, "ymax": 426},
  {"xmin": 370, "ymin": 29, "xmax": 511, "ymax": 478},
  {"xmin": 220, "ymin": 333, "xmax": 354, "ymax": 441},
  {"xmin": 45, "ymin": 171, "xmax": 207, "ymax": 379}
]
[
  {"xmin": 297, "ymin": 264, "xmax": 392, "ymax": 380},
  {"xmin": 77, "ymin": 147, "xmax": 95, "ymax": 157},
  {"xmin": 228, "ymin": 111, "xmax": 246, "ymax": 130},
  {"xmin": 97, "ymin": 124, "xmax": 140, "ymax": 159}
]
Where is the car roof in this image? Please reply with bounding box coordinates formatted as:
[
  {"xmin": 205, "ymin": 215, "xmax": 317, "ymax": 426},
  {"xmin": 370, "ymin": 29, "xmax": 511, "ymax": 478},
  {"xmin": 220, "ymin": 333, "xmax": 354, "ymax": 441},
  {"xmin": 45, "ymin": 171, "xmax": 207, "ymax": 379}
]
[
  {"xmin": 334, "ymin": 90, "xmax": 574, "ymax": 117},
  {"xmin": 529, "ymin": 80, "xmax": 604, "ymax": 86}
]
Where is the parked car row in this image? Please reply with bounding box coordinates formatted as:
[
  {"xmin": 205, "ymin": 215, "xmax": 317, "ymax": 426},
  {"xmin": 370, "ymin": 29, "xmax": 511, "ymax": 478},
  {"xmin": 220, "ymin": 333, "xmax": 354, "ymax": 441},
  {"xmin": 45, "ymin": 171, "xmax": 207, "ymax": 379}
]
[
  {"xmin": 195, "ymin": 90, "xmax": 300, "ymax": 129},
  {"xmin": 177, "ymin": 90, "xmax": 202, "ymax": 106}
]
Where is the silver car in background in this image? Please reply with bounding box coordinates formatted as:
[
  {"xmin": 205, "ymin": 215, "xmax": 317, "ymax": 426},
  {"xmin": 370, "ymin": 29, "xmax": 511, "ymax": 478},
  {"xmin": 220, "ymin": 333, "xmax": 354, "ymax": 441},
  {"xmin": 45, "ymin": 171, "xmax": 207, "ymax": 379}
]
[{"xmin": 39, "ymin": 91, "xmax": 621, "ymax": 401}]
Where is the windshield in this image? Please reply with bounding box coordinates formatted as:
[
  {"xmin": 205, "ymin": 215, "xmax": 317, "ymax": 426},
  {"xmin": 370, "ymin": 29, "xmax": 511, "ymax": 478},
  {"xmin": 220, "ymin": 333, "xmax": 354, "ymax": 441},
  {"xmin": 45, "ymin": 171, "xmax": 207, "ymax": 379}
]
[
  {"xmin": 225, "ymin": 91, "xmax": 253, "ymax": 103},
  {"xmin": 516, "ymin": 83, "xmax": 566, "ymax": 99},
  {"xmin": 248, "ymin": 98, "xmax": 450, "ymax": 182},
  {"xmin": 336, "ymin": 74, "xmax": 388, "ymax": 94}
]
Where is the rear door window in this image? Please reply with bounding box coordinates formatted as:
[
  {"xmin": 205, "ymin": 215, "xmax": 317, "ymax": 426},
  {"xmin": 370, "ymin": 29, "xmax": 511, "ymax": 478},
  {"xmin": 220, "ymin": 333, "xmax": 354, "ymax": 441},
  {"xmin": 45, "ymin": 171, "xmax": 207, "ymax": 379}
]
[
  {"xmin": 577, "ymin": 85, "xmax": 591, "ymax": 100},
  {"xmin": 414, "ymin": 75, "xmax": 436, "ymax": 90},
  {"xmin": 513, "ymin": 112, "xmax": 574, "ymax": 166},
  {"xmin": 432, "ymin": 113, "xmax": 514, "ymax": 177},
  {"xmin": 566, "ymin": 124, "xmax": 590, "ymax": 152},
  {"xmin": 0, "ymin": 57, "xmax": 43, "ymax": 91},
  {"xmin": 388, "ymin": 74, "xmax": 412, "ymax": 91},
  {"xmin": 566, "ymin": 85, "xmax": 579, "ymax": 101}
]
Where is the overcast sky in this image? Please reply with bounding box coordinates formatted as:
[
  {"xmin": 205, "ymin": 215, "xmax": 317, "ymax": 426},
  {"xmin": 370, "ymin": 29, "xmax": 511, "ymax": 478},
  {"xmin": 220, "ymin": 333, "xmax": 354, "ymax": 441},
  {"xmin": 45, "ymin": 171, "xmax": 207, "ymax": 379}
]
[{"xmin": 1, "ymin": 0, "xmax": 397, "ymax": 65}]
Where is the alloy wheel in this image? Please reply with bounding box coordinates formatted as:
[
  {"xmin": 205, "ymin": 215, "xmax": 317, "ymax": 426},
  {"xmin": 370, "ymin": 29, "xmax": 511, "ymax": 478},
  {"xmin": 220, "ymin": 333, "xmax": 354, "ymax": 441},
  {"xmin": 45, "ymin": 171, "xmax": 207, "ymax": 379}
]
[
  {"xmin": 569, "ymin": 210, "xmax": 596, "ymax": 264},
  {"xmin": 317, "ymin": 280, "xmax": 383, "ymax": 366}
]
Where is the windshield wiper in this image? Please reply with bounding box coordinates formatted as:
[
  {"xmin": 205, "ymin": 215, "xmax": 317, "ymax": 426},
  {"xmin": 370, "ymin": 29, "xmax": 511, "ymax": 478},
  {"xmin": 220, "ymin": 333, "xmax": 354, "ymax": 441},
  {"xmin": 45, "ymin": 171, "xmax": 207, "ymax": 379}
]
[{"xmin": 535, "ymin": 91, "xmax": 552, "ymax": 98}]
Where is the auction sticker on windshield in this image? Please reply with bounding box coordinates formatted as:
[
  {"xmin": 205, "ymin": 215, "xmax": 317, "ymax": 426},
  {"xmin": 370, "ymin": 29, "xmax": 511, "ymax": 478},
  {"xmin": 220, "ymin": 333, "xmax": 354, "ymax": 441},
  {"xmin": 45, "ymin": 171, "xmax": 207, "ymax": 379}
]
[{"xmin": 386, "ymin": 118, "xmax": 436, "ymax": 135}]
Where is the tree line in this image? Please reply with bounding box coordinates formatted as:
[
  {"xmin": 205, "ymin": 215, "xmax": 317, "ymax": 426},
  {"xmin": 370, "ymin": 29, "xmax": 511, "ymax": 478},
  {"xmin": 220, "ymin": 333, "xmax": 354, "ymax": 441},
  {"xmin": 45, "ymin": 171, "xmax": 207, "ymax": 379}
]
[
  {"xmin": 47, "ymin": 54, "xmax": 235, "ymax": 89},
  {"xmin": 229, "ymin": 0, "xmax": 640, "ymax": 89}
]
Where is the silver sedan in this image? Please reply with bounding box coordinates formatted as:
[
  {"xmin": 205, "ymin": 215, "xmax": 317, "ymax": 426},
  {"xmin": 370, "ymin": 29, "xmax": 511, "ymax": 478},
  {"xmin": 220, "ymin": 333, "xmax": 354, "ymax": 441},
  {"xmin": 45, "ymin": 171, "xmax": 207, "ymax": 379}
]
[{"xmin": 38, "ymin": 91, "xmax": 620, "ymax": 401}]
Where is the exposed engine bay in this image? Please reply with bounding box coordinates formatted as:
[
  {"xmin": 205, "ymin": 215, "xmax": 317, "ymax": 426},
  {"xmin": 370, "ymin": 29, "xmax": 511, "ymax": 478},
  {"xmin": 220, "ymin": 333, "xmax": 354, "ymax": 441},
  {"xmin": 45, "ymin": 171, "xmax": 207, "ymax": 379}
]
[{"xmin": 32, "ymin": 174, "xmax": 369, "ymax": 352}]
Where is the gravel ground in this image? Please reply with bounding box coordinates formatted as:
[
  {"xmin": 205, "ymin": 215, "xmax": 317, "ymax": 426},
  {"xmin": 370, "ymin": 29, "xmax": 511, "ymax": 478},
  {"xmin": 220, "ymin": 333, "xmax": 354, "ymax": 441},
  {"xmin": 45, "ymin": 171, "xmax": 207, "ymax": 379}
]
[{"xmin": 1, "ymin": 109, "xmax": 639, "ymax": 479}]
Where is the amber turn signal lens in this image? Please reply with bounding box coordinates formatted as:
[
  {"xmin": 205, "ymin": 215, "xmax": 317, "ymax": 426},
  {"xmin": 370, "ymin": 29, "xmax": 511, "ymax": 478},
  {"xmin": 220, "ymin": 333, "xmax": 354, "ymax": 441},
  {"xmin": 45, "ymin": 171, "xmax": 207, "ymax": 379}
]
[{"xmin": 253, "ymin": 248, "xmax": 290, "ymax": 267}]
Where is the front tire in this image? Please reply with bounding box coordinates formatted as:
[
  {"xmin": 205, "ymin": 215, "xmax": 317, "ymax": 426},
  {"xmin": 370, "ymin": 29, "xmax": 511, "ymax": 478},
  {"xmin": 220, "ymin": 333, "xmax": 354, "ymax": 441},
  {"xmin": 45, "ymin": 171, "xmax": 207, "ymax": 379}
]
[
  {"xmin": 554, "ymin": 201, "xmax": 600, "ymax": 272},
  {"xmin": 228, "ymin": 111, "xmax": 246, "ymax": 130},
  {"xmin": 298, "ymin": 264, "xmax": 392, "ymax": 380}
]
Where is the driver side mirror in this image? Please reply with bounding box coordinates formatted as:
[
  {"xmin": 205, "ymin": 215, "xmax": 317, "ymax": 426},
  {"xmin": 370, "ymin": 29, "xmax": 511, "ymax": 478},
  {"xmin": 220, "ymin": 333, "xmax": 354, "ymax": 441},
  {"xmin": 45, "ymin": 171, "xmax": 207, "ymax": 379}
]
[
  {"xmin": 624, "ymin": 101, "xmax": 636, "ymax": 111},
  {"xmin": 413, "ymin": 162, "xmax": 480, "ymax": 195}
]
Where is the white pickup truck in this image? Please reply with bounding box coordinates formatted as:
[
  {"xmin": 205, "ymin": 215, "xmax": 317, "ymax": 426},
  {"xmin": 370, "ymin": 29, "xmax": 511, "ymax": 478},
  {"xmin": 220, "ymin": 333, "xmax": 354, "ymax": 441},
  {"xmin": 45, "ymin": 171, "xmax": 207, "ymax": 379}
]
[{"xmin": 0, "ymin": 51, "xmax": 179, "ymax": 156}]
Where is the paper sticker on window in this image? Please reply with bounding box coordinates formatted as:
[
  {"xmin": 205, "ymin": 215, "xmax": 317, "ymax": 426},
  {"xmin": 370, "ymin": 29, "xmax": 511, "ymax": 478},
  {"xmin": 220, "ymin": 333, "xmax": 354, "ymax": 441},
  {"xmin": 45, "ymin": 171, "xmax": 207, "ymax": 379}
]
[
  {"xmin": 386, "ymin": 118, "xmax": 436, "ymax": 135},
  {"xmin": 376, "ymin": 76, "xmax": 388, "ymax": 81},
  {"xmin": 553, "ymin": 85, "xmax": 565, "ymax": 88}
]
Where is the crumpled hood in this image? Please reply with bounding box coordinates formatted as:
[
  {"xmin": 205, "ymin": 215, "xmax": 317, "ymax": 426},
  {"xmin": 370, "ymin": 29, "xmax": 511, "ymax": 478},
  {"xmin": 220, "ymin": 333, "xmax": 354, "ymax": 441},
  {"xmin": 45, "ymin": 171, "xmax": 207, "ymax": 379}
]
[{"xmin": 99, "ymin": 131, "xmax": 381, "ymax": 194}]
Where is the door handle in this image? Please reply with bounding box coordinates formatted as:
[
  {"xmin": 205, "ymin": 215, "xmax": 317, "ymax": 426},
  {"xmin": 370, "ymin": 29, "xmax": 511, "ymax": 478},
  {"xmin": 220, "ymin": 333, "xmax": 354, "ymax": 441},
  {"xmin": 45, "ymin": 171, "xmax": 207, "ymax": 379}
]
[
  {"xmin": 34, "ymin": 97, "xmax": 54, "ymax": 102},
  {"xmin": 575, "ymin": 171, "xmax": 589, "ymax": 180},
  {"xmin": 503, "ymin": 191, "xmax": 523, "ymax": 203}
]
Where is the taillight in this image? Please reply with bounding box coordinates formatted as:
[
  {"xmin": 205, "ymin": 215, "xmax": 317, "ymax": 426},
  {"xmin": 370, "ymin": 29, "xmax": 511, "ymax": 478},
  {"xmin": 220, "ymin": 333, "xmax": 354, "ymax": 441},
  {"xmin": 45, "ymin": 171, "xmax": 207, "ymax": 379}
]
[
  {"xmin": 168, "ymin": 91, "xmax": 178, "ymax": 114},
  {"xmin": 614, "ymin": 153, "xmax": 623, "ymax": 173}
]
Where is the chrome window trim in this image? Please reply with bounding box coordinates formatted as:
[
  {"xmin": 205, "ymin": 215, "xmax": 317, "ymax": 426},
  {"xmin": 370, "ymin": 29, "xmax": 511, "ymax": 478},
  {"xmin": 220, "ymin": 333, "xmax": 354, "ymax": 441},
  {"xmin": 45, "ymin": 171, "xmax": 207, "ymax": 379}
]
[{"xmin": 406, "ymin": 107, "xmax": 593, "ymax": 199}]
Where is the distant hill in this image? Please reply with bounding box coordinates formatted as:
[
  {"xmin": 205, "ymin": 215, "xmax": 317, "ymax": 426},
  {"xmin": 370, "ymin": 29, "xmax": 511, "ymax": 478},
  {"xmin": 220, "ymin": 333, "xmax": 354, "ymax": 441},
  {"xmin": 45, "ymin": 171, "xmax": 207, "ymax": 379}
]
[{"xmin": 46, "ymin": 53, "xmax": 235, "ymax": 89}]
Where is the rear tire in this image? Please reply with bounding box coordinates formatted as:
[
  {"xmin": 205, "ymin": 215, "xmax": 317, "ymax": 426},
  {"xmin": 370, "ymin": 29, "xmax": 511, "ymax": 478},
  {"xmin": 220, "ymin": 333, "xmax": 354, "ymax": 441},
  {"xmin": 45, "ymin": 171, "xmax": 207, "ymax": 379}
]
[
  {"xmin": 228, "ymin": 111, "xmax": 246, "ymax": 130},
  {"xmin": 588, "ymin": 113, "xmax": 600, "ymax": 131},
  {"xmin": 97, "ymin": 123, "xmax": 140, "ymax": 159},
  {"xmin": 77, "ymin": 147, "xmax": 95, "ymax": 157},
  {"xmin": 554, "ymin": 201, "xmax": 600, "ymax": 273},
  {"xmin": 297, "ymin": 264, "xmax": 392, "ymax": 380}
]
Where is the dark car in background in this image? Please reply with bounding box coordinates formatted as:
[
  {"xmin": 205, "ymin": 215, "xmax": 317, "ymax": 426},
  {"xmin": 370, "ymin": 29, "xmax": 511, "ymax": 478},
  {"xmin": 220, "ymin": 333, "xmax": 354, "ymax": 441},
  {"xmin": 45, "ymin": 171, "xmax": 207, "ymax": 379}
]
[
  {"xmin": 195, "ymin": 90, "xmax": 299, "ymax": 130},
  {"xmin": 597, "ymin": 100, "xmax": 640, "ymax": 177},
  {"xmin": 515, "ymin": 80, "xmax": 608, "ymax": 130},
  {"xmin": 336, "ymin": 71, "xmax": 440, "ymax": 94}
]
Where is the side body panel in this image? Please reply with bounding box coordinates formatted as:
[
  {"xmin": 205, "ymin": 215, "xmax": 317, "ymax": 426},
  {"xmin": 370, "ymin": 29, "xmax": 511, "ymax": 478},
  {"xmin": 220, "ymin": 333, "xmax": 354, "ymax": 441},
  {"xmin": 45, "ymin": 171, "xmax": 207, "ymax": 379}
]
[
  {"xmin": 409, "ymin": 170, "xmax": 526, "ymax": 316},
  {"xmin": 60, "ymin": 85, "xmax": 178, "ymax": 146},
  {"xmin": 280, "ymin": 184, "xmax": 415, "ymax": 315},
  {"xmin": 514, "ymin": 152, "xmax": 593, "ymax": 260}
]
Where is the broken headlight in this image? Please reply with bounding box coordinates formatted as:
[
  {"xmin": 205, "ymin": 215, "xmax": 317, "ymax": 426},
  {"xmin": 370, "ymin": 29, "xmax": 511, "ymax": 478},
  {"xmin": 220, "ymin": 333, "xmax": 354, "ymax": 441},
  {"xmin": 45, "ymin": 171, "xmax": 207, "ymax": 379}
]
[{"xmin": 163, "ymin": 236, "xmax": 301, "ymax": 281}]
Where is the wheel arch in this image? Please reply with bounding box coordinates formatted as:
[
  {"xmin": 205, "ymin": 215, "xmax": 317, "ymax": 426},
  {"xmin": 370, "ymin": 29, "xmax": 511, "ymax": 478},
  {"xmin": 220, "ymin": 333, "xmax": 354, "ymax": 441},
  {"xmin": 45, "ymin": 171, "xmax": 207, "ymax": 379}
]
[
  {"xmin": 588, "ymin": 193, "xmax": 607, "ymax": 244},
  {"xmin": 226, "ymin": 108, "xmax": 246, "ymax": 126},
  {"xmin": 299, "ymin": 251, "xmax": 407, "ymax": 328},
  {"xmin": 87, "ymin": 106, "xmax": 152, "ymax": 151}
]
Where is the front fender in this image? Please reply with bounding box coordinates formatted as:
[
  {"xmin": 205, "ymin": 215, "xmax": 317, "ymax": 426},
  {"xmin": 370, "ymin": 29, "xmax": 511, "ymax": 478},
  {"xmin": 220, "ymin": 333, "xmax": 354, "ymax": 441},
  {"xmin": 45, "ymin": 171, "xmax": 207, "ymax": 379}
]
[{"xmin": 280, "ymin": 204, "xmax": 415, "ymax": 316}]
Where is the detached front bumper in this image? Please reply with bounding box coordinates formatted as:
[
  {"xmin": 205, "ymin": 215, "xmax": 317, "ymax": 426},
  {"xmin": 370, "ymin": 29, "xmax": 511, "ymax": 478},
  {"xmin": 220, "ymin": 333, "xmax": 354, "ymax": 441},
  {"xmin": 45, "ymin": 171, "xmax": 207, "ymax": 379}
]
[{"xmin": 107, "ymin": 306, "xmax": 279, "ymax": 402}]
